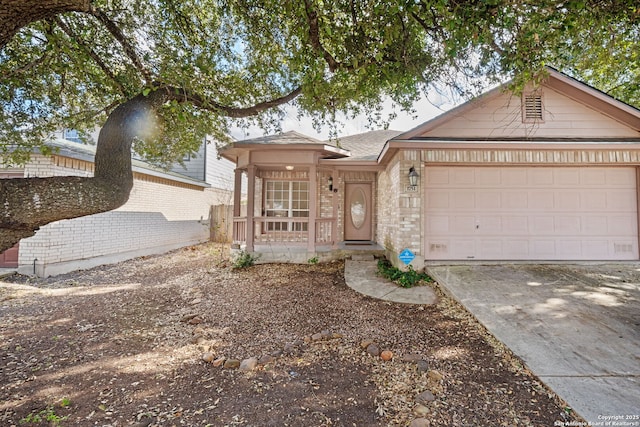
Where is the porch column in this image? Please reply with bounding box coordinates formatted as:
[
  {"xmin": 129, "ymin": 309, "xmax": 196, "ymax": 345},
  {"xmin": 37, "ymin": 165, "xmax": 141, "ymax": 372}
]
[
  {"xmin": 246, "ymin": 165, "xmax": 256, "ymax": 252},
  {"xmin": 233, "ymin": 168, "xmax": 242, "ymax": 217},
  {"xmin": 307, "ymin": 164, "xmax": 317, "ymax": 252}
]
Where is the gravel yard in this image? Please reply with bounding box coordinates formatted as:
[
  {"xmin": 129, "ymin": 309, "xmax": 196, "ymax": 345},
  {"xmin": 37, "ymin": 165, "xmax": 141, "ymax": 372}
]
[{"xmin": 0, "ymin": 243, "xmax": 583, "ymax": 426}]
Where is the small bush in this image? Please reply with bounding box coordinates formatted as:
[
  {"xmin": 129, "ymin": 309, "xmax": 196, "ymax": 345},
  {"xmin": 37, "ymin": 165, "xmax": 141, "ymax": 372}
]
[
  {"xmin": 232, "ymin": 250, "xmax": 259, "ymax": 269},
  {"xmin": 377, "ymin": 259, "xmax": 433, "ymax": 288},
  {"xmin": 307, "ymin": 256, "xmax": 319, "ymax": 264}
]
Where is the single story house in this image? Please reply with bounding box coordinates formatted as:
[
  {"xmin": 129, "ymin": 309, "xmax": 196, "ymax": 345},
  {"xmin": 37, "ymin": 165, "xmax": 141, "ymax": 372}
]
[
  {"xmin": 0, "ymin": 138, "xmax": 234, "ymax": 276},
  {"xmin": 220, "ymin": 68, "xmax": 640, "ymax": 268}
]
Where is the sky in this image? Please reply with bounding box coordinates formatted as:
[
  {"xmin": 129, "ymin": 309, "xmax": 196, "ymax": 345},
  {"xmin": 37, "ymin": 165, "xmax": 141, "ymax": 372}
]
[{"xmin": 229, "ymin": 93, "xmax": 456, "ymax": 141}]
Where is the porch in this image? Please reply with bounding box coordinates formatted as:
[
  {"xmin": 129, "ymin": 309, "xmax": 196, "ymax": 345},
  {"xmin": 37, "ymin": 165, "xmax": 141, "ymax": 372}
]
[{"xmin": 232, "ymin": 216, "xmax": 384, "ymax": 262}]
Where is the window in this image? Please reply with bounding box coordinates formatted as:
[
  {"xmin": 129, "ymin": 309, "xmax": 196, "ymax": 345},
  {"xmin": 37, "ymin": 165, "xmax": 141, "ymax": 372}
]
[
  {"xmin": 63, "ymin": 129, "xmax": 82, "ymax": 143},
  {"xmin": 264, "ymin": 181, "xmax": 309, "ymax": 231},
  {"xmin": 522, "ymin": 92, "xmax": 544, "ymax": 123}
]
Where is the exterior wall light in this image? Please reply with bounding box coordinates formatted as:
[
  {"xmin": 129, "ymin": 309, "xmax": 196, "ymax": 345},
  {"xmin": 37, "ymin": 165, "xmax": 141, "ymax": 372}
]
[
  {"xmin": 408, "ymin": 166, "xmax": 419, "ymax": 187},
  {"xmin": 328, "ymin": 176, "xmax": 333, "ymax": 191}
]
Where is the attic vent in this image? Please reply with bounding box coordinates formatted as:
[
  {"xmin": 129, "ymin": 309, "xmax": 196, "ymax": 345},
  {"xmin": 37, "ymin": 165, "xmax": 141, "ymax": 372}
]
[{"xmin": 522, "ymin": 92, "xmax": 544, "ymax": 122}]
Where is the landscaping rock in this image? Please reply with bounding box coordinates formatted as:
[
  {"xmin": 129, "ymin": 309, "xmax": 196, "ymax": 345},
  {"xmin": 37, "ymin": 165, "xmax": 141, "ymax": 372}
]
[
  {"xmin": 366, "ymin": 343, "xmax": 381, "ymax": 357},
  {"xmin": 212, "ymin": 357, "xmax": 225, "ymax": 367},
  {"xmin": 409, "ymin": 418, "xmax": 431, "ymax": 427},
  {"xmin": 239, "ymin": 357, "xmax": 258, "ymax": 372},
  {"xmin": 360, "ymin": 339, "xmax": 375, "ymax": 349},
  {"xmin": 416, "ymin": 360, "xmax": 429, "ymax": 372},
  {"xmin": 428, "ymin": 370, "xmax": 444, "ymax": 382},
  {"xmin": 415, "ymin": 390, "xmax": 436, "ymax": 405},
  {"xmin": 202, "ymin": 352, "xmax": 215, "ymax": 363},
  {"xmin": 223, "ymin": 359, "xmax": 240, "ymax": 369},
  {"xmin": 413, "ymin": 404, "xmax": 430, "ymax": 416},
  {"xmin": 311, "ymin": 332, "xmax": 324, "ymax": 341},
  {"xmin": 188, "ymin": 316, "xmax": 204, "ymax": 325},
  {"xmin": 380, "ymin": 350, "xmax": 393, "ymax": 361},
  {"xmin": 258, "ymin": 355, "xmax": 275, "ymax": 365},
  {"xmin": 402, "ymin": 353, "xmax": 424, "ymax": 362}
]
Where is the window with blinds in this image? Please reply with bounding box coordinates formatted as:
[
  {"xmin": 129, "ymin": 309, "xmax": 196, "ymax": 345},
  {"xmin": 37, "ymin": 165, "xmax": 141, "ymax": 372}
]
[{"xmin": 264, "ymin": 181, "xmax": 309, "ymax": 231}]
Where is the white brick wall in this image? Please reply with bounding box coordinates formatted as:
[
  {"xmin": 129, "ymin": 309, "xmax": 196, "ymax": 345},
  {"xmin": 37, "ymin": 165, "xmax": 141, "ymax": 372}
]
[{"xmin": 15, "ymin": 154, "xmax": 230, "ymax": 276}]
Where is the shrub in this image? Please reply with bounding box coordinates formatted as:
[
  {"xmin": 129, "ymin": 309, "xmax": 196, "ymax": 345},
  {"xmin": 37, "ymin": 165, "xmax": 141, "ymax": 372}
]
[
  {"xmin": 377, "ymin": 259, "xmax": 433, "ymax": 288},
  {"xmin": 232, "ymin": 250, "xmax": 259, "ymax": 269}
]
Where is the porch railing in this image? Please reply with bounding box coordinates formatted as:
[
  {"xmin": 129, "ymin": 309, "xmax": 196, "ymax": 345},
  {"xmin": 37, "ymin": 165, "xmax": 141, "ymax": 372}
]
[{"xmin": 232, "ymin": 217, "xmax": 335, "ymax": 246}]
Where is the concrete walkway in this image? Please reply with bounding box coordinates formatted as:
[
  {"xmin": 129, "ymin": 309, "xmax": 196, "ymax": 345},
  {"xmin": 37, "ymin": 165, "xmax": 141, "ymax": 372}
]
[
  {"xmin": 344, "ymin": 259, "xmax": 437, "ymax": 305},
  {"xmin": 427, "ymin": 264, "xmax": 640, "ymax": 424}
]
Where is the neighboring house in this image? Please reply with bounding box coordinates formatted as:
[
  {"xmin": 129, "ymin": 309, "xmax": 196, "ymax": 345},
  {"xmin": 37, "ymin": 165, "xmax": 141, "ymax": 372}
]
[
  {"xmin": 0, "ymin": 137, "xmax": 234, "ymax": 276},
  {"xmin": 220, "ymin": 68, "xmax": 640, "ymax": 268}
]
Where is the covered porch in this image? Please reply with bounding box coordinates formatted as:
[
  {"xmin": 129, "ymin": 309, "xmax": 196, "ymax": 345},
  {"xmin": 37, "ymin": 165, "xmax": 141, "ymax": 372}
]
[{"xmin": 220, "ymin": 131, "xmax": 385, "ymax": 261}]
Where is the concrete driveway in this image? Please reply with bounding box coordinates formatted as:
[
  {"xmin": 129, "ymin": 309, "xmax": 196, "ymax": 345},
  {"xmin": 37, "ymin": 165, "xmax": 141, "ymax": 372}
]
[{"xmin": 427, "ymin": 264, "xmax": 640, "ymax": 424}]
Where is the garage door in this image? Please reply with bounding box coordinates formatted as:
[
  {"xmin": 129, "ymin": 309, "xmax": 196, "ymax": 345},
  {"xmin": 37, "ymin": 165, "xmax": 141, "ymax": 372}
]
[{"xmin": 425, "ymin": 166, "xmax": 638, "ymax": 260}]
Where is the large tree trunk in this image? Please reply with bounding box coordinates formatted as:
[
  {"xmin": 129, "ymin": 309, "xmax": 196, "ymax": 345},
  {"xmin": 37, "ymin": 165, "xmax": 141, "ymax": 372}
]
[
  {"xmin": 0, "ymin": 0, "xmax": 91, "ymax": 49},
  {"xmin": 0, "ymin": 92, "xmax": 164, "ymax": 253}
]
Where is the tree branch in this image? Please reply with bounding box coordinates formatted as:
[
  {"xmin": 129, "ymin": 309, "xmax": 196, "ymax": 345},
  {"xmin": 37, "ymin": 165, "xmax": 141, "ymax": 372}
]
[
  {"xmin": 156, "ymin": 85, "xmax": 303, "ymax": 118},
  {"xmin": 89, "ymin": 6, "xmax": 154, "ymax": 84},
  {"xmin": 0, "ymin": 0, "xmax": 90, "ymax": 49},
  {"xmin": 303, "ymin": 0, "xmax": 341, "ymax": 72},
  {"xmin": 53, "ymin": 16, "xmax": 128, "ymax": 96}
]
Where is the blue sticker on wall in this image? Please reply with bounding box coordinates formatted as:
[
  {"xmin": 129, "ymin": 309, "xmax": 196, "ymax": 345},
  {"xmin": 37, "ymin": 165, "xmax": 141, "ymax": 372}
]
[{"xmin": 399, "ymin": 249, "xmax": 415, "ymax": 265}]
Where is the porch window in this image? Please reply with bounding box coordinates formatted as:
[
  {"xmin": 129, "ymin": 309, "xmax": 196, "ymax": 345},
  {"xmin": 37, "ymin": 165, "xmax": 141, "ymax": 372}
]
[{"xmin": 264, "ymin": 181, "xmax": 309, "ymax": 231}]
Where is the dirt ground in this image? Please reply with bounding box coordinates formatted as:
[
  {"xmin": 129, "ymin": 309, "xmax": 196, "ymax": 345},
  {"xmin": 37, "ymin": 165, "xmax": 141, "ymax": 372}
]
[{"xmin": 0, "ymin": 244, "xmax": 583, "ymax": 426}]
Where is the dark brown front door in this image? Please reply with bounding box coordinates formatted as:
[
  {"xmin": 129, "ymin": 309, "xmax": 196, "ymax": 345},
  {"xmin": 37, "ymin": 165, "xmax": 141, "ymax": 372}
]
[{"xmin": 344, "ymin": 183, "xmax": 372, "ymax": 241}]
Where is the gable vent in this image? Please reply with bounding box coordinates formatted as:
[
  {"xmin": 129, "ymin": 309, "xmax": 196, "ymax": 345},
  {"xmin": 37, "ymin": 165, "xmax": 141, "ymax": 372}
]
[{"xmin": 522, "ymin": 92, "xmax": 544, "ymax": 122}]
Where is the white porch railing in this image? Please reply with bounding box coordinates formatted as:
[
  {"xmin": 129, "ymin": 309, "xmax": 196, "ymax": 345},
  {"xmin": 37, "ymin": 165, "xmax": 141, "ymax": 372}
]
[{"xmin": 232, "ymin": 217, "xmax": 335, "ymax": 246}]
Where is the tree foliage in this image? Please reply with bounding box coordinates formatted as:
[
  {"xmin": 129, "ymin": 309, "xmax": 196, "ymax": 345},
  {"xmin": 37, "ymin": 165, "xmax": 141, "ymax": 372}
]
[{"xmin": 2, "ymin": 0, "xmax": 637, "ymax": 165}]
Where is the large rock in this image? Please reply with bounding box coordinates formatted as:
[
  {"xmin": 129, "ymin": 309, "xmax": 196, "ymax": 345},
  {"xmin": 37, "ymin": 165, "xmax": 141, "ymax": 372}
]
[{"xmin": 239, "ymin": 357, "xmax": 258, "ymax": 372}]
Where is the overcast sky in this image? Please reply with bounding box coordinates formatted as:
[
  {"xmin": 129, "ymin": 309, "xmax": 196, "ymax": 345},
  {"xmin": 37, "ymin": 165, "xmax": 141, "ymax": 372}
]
[{"xmin": 229, "ymin": 93, "xmax": 456, "ymax": 141}]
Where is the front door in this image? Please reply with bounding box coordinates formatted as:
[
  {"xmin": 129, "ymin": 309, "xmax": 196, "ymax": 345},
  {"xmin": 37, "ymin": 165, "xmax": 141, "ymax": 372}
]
[{"xmin": 344, "ymin": 183, "xmax": 372, "ymax": 241}]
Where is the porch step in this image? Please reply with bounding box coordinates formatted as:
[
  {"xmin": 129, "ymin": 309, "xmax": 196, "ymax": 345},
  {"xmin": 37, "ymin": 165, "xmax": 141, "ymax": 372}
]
[{"xmin": 351, "ymin": 254, "xmax": 375, "ymax": 261}]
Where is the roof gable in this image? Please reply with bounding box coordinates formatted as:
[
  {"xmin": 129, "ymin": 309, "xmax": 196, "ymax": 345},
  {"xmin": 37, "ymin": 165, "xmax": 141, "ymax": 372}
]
[{"xmin": 394, "ymin": 68, "xmax": 640, "ymax": 141}]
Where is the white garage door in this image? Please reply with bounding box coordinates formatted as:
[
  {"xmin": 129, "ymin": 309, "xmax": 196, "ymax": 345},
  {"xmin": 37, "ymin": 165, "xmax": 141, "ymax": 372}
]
[{"xmin": 425, "ymin": 166, "xmax": 638, "ymax": 260}]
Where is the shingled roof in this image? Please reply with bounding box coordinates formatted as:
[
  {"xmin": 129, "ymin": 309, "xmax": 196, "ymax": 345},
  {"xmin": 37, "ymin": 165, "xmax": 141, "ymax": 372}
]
[
  {"xmin": 329, "ymin": 129, "xmax": 403, "ymax": 160},
  {"xmin": 234, "ymin": 130, "xmax": 328, "ymax": 146}
]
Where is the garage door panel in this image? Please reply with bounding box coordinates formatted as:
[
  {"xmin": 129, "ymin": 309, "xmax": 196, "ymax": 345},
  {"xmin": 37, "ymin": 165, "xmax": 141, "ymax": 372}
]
[
  {"xmin": 502, "ymin": 216, "xmax": 528, "ymax": 234},
  {"xmin": 475, "ymin": 191, "xmax": 501, "ymax": 210},
  {"xmin": 502, "ymin": 169, "xmax": 528, "ymax": 185},
  {"xmin": 556, "ymin": 192, "xmax": 580, "ymax": 210},
  {"xmin": 557, "ymin": 240, "xmax": 582, "ymax": 257},
  {"xmin": 425, "ymin": 166, "xmax": 638, "ymax": 260},
  {"xmin": 427, "ymin": 216, "xmax": 449, "ymax": 233},
  {"xmin": 451, "ymin": 216, "xmax": 476, "ymax": 233},
  {"xmin": 607, "ymin": 190, "xmax": 637, "ymax": 210},
  {"xmin": 503, "ymin": 192, "xmax": 528, "ymax": 209},
  {"xmin": 584, "ymin": 192, "xmax": 607, "ymax": 210},
  {"xmin": 451, "ymin": 191, "xmax": 475, "ymax": 209},
  {"xmin": 529, "ymin": 191, "xmax": 555, "ymax": 210},
  {"xmin": 450, "ymin": 239, "xmax": 475, "ymax": 258},
  {"xmin": 451, "ymin": 169, "xmax": 474, "ymax": 185},
  {"xmin": 608, "ymin": 215, "xmax": 637, "ymax": 234},
  {"xmin": 606, "ymin": 168, "xmax": 637, "ymax": 185},
  {"xmin": 582, "ymin": 169, "xmax": 608, "ymax": 185},
  {"xmin": 504, "ymin": 240, "xmax": 530, "ymax": 258},
  {"xmin": 554, "ymin": 168, "xmax": 580, "ymax": 185},
  {"xmin": 478, "ymin": 240, "xmax": 502, "ymax": 258}
]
